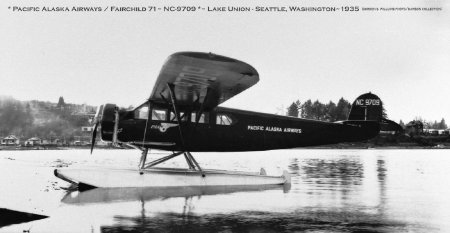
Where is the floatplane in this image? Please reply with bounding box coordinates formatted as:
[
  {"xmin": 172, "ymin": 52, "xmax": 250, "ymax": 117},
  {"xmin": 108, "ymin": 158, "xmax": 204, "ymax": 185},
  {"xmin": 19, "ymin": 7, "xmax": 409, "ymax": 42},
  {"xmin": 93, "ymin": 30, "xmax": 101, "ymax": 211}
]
[{"xmin": 54, "ymin": 52, "xmax": 400, "ymax": 190}]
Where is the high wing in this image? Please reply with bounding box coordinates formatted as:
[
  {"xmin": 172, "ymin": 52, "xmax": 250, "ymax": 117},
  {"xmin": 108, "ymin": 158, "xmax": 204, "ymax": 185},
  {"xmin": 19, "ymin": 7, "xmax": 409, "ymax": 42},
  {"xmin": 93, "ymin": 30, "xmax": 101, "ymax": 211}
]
[{"xmin": 149, "ymin": 52, "xmax": 259, "ymax": 111}]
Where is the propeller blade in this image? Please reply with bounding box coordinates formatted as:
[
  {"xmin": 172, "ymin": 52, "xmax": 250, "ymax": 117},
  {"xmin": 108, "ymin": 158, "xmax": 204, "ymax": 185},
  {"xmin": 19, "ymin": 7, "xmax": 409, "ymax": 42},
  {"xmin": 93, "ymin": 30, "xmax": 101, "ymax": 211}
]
[
  {"xmin": 90, "ymin": 122, "xmax": 98, "ymax": 154},
  {"xmin": 90, "ymin": 105, "xmax": 103, "ymax": 154}
]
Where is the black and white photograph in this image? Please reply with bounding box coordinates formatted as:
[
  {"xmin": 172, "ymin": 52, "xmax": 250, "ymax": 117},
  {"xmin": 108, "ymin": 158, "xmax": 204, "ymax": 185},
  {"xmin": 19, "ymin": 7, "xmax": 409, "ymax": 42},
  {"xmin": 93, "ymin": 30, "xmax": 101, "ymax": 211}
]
[{"xmin": 0, "ymin": 0, "xmax": 449, "ymax": 232}]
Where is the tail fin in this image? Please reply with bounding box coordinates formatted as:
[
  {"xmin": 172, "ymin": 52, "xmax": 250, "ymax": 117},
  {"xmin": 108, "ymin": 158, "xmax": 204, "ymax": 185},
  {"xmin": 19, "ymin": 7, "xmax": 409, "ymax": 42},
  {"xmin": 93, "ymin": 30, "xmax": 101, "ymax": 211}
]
[
  {"xmin": 348, "ymin": 92, "xmax": 383, "ymax": 121},
  {"xmin": 348, "ymin": 92, "xmax": 403, "ymax": 133}
]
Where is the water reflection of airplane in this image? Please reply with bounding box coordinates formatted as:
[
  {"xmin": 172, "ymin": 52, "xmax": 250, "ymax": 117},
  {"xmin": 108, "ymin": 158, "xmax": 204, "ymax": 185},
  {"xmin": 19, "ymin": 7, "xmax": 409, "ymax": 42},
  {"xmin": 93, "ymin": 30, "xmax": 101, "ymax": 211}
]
[
  {"xmin": 54, "ymin": 52, "xmax": 400, "ymax": 190},
  {"xmin": 62, "ymin": 184, "xmax": 290, "ymax": 205}
]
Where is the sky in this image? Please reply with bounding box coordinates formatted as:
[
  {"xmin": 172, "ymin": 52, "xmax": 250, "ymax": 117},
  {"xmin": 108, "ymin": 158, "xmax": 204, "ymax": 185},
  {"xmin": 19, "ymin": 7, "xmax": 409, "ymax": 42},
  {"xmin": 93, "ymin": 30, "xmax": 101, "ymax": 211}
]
[{"xmin": 0, "ymin": 0, "xmax": 449, "ymax": 123}]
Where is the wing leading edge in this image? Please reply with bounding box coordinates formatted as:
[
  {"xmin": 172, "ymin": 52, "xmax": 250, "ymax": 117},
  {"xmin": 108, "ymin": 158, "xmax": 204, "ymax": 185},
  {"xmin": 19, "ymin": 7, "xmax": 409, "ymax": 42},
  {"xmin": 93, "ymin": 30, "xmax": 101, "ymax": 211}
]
[{"xmin": 149, "ymin": 52, "xmax": 259, "ymax": 111}]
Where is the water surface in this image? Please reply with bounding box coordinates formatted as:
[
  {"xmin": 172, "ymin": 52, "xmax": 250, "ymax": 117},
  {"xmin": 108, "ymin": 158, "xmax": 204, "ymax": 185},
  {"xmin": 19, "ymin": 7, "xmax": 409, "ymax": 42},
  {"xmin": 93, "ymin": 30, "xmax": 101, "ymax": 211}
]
[{"xmin": 0, "ymin": 149, "xmax": 449, "ymax": 232}]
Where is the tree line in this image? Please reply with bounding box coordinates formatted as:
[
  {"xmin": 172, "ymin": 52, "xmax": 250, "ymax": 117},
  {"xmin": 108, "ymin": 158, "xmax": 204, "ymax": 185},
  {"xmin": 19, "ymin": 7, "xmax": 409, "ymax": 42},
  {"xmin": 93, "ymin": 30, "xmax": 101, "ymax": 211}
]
[
  {"xmin": 402, "ymin": 118, "xmax": 448, "ymax": 130},
  {"xmin": 425, "ymin": 119, "xmax": 447, "ymax": 129},
  {"xmin": 0, "ymin": 96, "xmax": 93, "ymax": 140},
  {"xmin": 286, "ymin": 97, "xmax": 448, "ymax": 130},
  {"xmin": 286, "ymin": 98, "xmax": 352, "ymax": 122}
]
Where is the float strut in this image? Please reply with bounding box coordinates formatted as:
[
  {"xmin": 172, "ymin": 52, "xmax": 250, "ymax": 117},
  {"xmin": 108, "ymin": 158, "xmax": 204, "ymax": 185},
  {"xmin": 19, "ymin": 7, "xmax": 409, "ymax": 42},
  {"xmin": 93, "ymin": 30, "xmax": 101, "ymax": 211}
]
[
  {"xmin": 143, "ymin": 151, "xmax": 185, "ymax": 169},
  {"xmin": 184, "ymin": 152, "xmax": 196, "ymax": 170},
  {"xmin": 186, "ymin": 151, "xmax": 204, "ymax": 177},
  {"xmin": 139, "ymin": 148, "xmax": 149, "ymax": 170}
]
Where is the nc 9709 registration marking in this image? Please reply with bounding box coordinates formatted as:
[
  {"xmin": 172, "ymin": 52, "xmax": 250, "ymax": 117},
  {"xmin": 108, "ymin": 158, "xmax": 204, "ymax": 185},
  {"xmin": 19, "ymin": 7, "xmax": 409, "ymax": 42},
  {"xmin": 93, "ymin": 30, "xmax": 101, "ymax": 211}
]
[{"xmin": 163, "ymin": 6, "xmax": 197, "ymax": 11}]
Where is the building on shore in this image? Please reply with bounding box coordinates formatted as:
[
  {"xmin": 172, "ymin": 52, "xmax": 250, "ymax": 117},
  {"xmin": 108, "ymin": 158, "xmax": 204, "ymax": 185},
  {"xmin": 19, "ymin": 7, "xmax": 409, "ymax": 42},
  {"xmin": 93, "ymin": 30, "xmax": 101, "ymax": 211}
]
[
  {"xmin": 405, "ymin": 120, "xmax": 424, "ymax": 136},
  {"xmin": 423, "ymin": 129, "xmax": 450, "ymax": 136},
  {"xmin": 1, "ymin": 135, "xmax": 20, "ymax": 146},
  {"xmin": 81, "ymin": 126, "xmax": 94, "ymax": 132},
  {"xmin": 24, "ymin": 137, "xmax": 42, "ymax": 146}
]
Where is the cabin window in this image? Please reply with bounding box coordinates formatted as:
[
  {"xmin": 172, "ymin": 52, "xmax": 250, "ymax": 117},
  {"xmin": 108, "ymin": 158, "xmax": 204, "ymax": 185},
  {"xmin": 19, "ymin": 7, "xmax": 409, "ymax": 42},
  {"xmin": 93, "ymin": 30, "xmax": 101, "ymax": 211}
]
[
  {"xmin": 170, "ymin": 111, "xmax": 188, "ymax": 122},
  {"xmin": 216, "ymin": 114, "xmax": 233, "ymax": 125},
  {"xmin": 151, "ymin": 108, "xmax": 167, "ymax": 121},
  {"xmin": 191, "ymin": 112, "xmax": 209, "ymax": 123},
  {"xmin": 134, "ymin": 105, "xmax": 149, "ymax": 119}
]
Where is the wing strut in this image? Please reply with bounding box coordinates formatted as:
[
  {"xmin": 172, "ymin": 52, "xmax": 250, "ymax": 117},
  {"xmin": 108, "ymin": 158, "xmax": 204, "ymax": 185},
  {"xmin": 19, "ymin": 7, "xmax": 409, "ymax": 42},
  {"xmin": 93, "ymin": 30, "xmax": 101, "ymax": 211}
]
[
  {"xmin": 195, "ymin": 87, "xmax": 210, "ymax": 126},
  {"xmin": 167, "ymin": 83, "xmax": 187, "ymax": 149},
  {"xmin": 133, "ymin": 83, "xmax": 206, "ymax": 175},
  {"xmin": 166, "ymin": 83, "xmax": 205, "ymax": 176}
]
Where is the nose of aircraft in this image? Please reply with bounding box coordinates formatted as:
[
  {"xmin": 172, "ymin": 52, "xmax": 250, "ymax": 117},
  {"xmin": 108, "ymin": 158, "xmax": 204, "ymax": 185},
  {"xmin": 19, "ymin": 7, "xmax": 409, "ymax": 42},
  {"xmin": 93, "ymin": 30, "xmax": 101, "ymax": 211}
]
[{"xmin": 90, "ymin": 104, "xmax": 117, "ymax": 154}]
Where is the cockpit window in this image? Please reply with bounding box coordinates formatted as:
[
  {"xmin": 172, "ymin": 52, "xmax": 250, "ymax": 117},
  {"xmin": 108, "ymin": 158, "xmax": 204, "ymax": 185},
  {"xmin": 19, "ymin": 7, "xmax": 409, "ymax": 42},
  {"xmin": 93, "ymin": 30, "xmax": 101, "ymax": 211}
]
[
  {"xmin": 170, "ymin": 111, "xmax": 188, "ymax": 122},
  {"xmin": 151, "ymin": 109, "xmax": 167, "ymax": 121},
  {"xmin": 134, "ymin": 105, "xmax": 149, "ymax": 120},
  {"xmin": 216, "ymin": 114, "xmax": 233, "ymax": 125},
  {"xmin": 134, "ymin": 104, "xmax": 167, "ymax": 121},
  {"xmin": 191, "ymin": 112, "xmax": 209, "ymax": 123}
]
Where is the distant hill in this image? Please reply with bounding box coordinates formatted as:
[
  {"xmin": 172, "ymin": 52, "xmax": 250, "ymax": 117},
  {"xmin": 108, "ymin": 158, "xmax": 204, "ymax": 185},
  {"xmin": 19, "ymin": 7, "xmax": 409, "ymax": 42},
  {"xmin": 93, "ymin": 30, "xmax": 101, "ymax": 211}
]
[{"xmin": 0, "ymin": 96, "xmax": 95, "ymax": 140}]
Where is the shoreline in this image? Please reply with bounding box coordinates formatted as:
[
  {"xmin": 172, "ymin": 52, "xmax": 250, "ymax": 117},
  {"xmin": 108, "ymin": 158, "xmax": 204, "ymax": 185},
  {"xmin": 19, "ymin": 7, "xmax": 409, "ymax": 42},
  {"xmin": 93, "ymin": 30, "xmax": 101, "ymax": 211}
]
[
  {"xmin": 1, "ymin": 145, "xmax": 449, "ymax": 151},
  {"xmin": 0, "ymin": 146, "xmax": 117, "ymax": 151}
]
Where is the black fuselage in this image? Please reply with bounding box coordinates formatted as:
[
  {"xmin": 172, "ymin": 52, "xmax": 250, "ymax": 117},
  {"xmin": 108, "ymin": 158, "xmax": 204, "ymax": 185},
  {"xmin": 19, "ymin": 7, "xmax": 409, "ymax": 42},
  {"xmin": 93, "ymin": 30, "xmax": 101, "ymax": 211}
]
[{"xmin": 101, "ymin": 105, "xmax": 380, "ymax": 152}]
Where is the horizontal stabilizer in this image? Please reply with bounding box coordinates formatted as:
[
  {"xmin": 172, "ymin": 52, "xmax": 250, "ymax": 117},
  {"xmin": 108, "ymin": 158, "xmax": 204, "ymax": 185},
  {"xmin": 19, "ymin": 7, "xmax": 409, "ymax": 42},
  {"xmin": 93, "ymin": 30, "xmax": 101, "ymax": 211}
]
[{"xmin": 381, "ymin": 118, "xmax": 404, "ymax": 133}]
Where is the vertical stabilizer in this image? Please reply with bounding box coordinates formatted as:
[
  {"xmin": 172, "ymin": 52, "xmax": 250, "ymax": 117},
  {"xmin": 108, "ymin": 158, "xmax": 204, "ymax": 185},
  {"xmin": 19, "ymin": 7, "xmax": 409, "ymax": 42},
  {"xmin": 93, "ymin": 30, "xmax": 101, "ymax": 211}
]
[{"xmin": 348, "ymin": 93, "xmax": 383, "ymax": 121}]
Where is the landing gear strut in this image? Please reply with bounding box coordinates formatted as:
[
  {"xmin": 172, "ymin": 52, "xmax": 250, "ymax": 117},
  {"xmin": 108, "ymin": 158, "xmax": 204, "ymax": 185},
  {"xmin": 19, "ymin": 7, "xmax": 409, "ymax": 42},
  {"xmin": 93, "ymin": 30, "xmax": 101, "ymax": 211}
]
[
  {"xmin": 137, "ymin": 82, "xmax": 205, "ymax": 177},
  {"xmin": 138, "ymin": 149, "xmax": 205, "ymax": 177}
]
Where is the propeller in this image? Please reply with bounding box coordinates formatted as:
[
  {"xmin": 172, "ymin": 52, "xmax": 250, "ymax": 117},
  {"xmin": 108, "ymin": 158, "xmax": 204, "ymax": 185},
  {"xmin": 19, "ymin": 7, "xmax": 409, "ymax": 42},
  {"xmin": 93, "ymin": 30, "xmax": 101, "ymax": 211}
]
[{"xmin": 90, "ymin": 105, "xmax": 104, "ymax": 154}]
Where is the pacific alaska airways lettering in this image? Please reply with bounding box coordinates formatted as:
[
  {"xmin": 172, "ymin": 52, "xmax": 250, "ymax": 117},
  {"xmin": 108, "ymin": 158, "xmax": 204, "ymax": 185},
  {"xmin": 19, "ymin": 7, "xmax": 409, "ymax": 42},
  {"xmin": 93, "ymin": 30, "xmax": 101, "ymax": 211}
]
[{"xmin": 247, "ymin": 125, "xmax": 302, "ymax": 134}]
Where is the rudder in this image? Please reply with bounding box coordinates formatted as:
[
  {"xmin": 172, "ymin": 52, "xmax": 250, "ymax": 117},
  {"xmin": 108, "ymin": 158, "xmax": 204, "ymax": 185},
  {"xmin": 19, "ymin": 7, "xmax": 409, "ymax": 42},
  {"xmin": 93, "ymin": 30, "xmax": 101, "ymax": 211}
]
[{"xmin": 348, "ymin": 92, "xmax": 383, "ymax": 121}]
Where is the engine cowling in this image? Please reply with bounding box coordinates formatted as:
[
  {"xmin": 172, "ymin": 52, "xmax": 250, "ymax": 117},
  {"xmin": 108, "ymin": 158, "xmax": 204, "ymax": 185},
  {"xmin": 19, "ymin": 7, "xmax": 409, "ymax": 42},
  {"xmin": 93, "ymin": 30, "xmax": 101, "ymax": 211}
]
[{"xmin": 100, "ymin": 103, "xmax": 118, "ymax": 142}]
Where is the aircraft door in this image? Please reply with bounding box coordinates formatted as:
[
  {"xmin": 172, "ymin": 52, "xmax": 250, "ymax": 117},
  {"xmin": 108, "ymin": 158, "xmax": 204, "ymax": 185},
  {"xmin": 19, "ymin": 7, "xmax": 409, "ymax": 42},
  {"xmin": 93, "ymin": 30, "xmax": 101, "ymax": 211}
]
[{"xmin": 212, "ymin": 112, "xmax": 240, "ymax": 150}]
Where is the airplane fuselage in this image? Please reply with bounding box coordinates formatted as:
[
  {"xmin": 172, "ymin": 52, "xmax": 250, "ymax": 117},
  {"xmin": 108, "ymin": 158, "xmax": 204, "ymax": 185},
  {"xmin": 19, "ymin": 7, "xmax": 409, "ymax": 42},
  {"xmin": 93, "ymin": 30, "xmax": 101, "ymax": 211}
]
[{"xmin": 102, "ymin": 105, "xmax": 380, "ymax": 152}]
